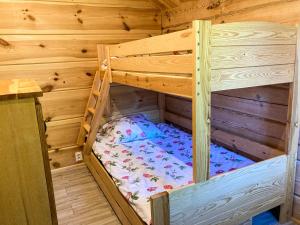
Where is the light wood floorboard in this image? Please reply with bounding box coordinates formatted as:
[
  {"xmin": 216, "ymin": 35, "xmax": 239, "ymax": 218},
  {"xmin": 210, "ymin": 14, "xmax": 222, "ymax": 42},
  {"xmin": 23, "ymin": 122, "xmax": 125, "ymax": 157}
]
[{"xmin": 52, "ymin": 163, "xmax": 121, "ymax": 225}]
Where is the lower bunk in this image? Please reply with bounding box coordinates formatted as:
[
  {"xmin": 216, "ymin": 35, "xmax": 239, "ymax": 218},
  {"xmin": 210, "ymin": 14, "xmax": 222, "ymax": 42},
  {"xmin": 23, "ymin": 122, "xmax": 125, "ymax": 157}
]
[{"xmin": 84, "ymin": 114, "xmax": 287, "ymax": 225}]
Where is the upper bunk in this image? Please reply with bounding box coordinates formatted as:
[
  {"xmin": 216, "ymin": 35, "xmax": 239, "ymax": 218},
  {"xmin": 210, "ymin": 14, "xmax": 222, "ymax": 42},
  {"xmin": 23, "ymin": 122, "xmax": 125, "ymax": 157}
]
[{"xmin": 98, "ymin": 21, "xmax": 297, "ymax": 98}]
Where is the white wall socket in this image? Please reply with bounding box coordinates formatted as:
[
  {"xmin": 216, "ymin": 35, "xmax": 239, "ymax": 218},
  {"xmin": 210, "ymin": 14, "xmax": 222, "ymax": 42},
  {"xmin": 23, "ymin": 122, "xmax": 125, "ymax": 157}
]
[{"xmin": 75, "ymin": 151, "xmax": 83, "ymax": 162}]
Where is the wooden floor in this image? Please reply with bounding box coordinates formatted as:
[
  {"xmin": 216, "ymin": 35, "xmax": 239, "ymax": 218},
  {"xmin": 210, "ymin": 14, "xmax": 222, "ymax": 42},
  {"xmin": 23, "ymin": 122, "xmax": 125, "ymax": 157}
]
[{"xmin": 52, "ymin": 163, "xmax": 121, "ymax": 225}]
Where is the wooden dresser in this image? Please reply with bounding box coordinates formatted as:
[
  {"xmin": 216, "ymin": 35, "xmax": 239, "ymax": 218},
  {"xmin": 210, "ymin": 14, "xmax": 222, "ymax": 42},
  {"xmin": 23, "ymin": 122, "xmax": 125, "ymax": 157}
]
[{"xmin": 0, "ymin": 79, "xmax": 58, "ymax": 225}]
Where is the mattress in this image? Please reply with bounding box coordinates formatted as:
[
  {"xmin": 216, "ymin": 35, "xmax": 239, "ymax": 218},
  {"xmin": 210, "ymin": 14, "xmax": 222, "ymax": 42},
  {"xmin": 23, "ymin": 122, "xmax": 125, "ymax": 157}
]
[{"xmin": 93, "ymin": 123, "xmax": 254, "ymax": 224}]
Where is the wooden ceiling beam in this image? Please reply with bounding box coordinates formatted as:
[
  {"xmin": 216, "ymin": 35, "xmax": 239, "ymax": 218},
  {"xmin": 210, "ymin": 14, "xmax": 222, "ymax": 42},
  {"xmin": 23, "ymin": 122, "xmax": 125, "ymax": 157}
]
[{"xmin": 151, "ymin": 0, "xmax": 181, "ymax": 9}]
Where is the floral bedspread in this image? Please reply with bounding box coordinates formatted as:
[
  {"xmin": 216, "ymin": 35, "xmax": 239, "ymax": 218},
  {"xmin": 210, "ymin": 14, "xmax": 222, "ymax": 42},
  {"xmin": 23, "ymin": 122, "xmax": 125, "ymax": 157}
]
[{"xmin": 93, "ymin": 123, "xmax": 254, "ymax": 224}]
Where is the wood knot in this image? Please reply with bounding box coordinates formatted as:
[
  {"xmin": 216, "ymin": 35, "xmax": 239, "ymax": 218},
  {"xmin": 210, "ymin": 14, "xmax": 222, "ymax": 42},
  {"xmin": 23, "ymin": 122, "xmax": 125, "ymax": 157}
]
[
  {"xmin": 45, "ymin": 117, "xmax": 52, "ymax": 122},
  {"xmin": 122, "ymin": 22, "xmax": 130, "ymax": 31},
  {"xmin": 52, "ymin": 162, "xmax": 61, "ymax": 168},
  {"xmin": 0, "ymin": 38, "xmax": 10, "ymax": 47},
  {"xmin": 27, "ymin": 14, "xmax": 36, "ymax": 21},
  {"xmin": 41, "ymin": 85, "xmax": 54, "ymax": 93},
  {"xmin": 207, "ymin": 0, "xmax": 221, "ymax": 10}
]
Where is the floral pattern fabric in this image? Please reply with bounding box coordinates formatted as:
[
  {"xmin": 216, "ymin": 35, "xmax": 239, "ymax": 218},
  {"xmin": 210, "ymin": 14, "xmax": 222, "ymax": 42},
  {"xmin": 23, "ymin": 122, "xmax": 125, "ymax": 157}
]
[
  {"xmin": 93, "ymin": 122, "xmax": 254, "ymax": 224},
  {"xmin": 99, "ymin": 114, "xmax": 165, "ymax": 144}
]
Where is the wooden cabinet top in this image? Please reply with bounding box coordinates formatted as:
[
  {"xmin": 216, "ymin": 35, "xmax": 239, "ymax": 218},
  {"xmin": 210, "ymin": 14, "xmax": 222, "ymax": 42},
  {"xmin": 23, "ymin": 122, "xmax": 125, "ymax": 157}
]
[{"xmin": 0, "ymin": 79, "xmax": 42, "ymax": 100}]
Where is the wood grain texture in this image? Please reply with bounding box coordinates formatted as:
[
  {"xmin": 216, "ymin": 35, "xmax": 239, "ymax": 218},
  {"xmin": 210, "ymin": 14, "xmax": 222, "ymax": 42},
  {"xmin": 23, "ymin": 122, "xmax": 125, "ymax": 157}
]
[
  {"xmin": 192, "ymin": 20, "xmax": 211, "ymax": 183},
  {"xmin": 0, "ymin": 61, "xmax": 96, "ymax": 92},
  {"xmin": 162, "ymin": 0, "xmax": 300, "ymax": 28},
  {"xmin": 52, "ymin": 163, "xmax": 121, "ymax": 225},
  {"xmin": 151, "ymin": 192, "xmax": 170, "ymax": 225},
  {"xmin": 49, "ymin": 146, "xmax": 82, "ymax": 170},
  {"xmin": 85, "ymin": 154, "xmax": 144, "ymax": 225},
  {"xmin": 0, "ymin": 1, "xmax": 160, "ymax": 34},
  {"xmin": 0, "ymin": 79, "xmax": 42, "ymax": 99},
  {"xmin": 111, "ymin": 70, "xmax": 192, "ymax": 98},
  {"xmin": 169, "ymin": 155, "xmax": 287, "ymax": 225},
  {"xmin": 165, "ymin": 95, "xmax": 287, "ymax": 150},
  {"xmin": 0, "ymin": 98, "xmax": 54, "ymax": 225},
  {"xmin": 109, "ymin": 28, "xmax": 193, "ymax": 56},
  {"xmin": 110, "ymin": 54, "xmax": 193, "ymax": 74}
]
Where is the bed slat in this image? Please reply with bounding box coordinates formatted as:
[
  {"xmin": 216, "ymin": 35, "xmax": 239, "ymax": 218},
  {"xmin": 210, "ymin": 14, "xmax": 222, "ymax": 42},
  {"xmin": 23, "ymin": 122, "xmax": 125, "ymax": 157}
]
[
  {"xmin": 109, "ymin": 29, "xmax": 193, "ymax": 57},
  {"xmin": 110, "ymin": 54, "xmax": 193, "ymax": 74},
  {"xmin": 111, "ymin": 71, "xmax": 192, "ymax": 98}
]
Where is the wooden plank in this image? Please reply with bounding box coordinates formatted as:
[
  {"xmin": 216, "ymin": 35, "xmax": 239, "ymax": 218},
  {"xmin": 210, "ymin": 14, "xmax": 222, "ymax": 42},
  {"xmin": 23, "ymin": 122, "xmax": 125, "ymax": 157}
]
[
  {"xmin": 151, "ymin": 192, "xmax": 170, "ymax": 225},
  {"xmin": 211, "ymin": 45, "xmax": 296, "ymax": 70},
  {"xmin": 214, "ymin": 1, "xmax": 300, "ymax": 26},
  {"xmin": 46, "ymin": 117, "xmax": 82, "ymax": 150},
  {"xmin": 49, "ymin": 146, "xmax": 82, "ymax": 170},
  {"xmin": 0, "ymin": 79, "xmax": 42, "ymax": 99},
  {"xmin": 211, "ymin": 22, "xmax": 297, "ymax": 46},
  {"xmin": 109, "ymin": 85, "xmax": 158, "ymax": 116},
  {"xmin": 110, "ymin": 54, "xmax": 193, "ymax": 74},
  {"xmin": 86, "ymin": 154, "xmax": 144, "ymax": 225},
  {"xmin": 169, "ymin": 155, "xmax": 287, "ymax": 225},
  {"xmin": 211, "ymin": 128, "xmax": 284, "ymax": 161},
  {"xmin": 111, "ymin": 71, "xmax": 192, "ymax": 98},
  {"xmin": 164, "ymin": 111, "xmax": 284, "ymax": 160},
  {"xmin": 21, "ymin": 0, "xmax": 158, "ymax": 9},
  {"xmin": 0, "ymin": 61, "xmax": 96, "ymax": 92},
  {"xmin": 109, "ymin": 28, "xmax": 193, "ymax": 56},
  {"xmin": 166, "ymin": 93, "xmax": 288, "ymax": 123},
  {"xmin": 165, "ymin": 95, "xmax": 286, "ymax": 149},
  {"xmin": 39, "ymin": 88, "xmax": 90, "ymax": 121},
  {"xmin": 211, "ymin": 64, "xmax": 295, "ymax": 92},
  {"xmin": 280, "ymin": 26, "xmax": 300, "ymax": 223},
  {"xmin": 0, "ymin": 35, "xmax": 158, "ymax": 65},
  {"xmin": 212, "ymin": 107, "xmax": 286, "ymax": 147},
  {"xmin": 0, "ymin": 1, "xmax": 160, "ymax": 34},
  {"xmin": 162, "ymin": 0, "xmax": 300, "ymax": 28},
  {"xmin": 192, "ymin": 20, "xmax": 211, "ymax": 183},
  {"xmin": 217, "ymin": 85, "xmax": 289, "ymax": 105},
  {"xmin": 293, "ymin": 195, "xmax": 300, "ymax": 220}
]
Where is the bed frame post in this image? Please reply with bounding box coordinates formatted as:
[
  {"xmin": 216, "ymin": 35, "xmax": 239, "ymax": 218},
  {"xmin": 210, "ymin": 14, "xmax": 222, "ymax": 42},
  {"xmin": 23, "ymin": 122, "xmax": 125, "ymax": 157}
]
[
  {"xmin": 279, "ymin": 25, "xmax": 300, "ymax": 223},
  {"xmin": 151, "ymin": 192, "xmax": 170, "ymax": 225},
  {"xmin": 192, "ymin": 20, "xmax": 212, "ymax": 183}
]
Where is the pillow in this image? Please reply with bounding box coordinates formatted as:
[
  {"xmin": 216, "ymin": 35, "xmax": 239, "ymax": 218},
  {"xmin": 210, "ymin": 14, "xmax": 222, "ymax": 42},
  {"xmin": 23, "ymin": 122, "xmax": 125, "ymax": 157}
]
[{"xmin": 100, "ymin": 114, "xmax": 165, "ymax": 143}]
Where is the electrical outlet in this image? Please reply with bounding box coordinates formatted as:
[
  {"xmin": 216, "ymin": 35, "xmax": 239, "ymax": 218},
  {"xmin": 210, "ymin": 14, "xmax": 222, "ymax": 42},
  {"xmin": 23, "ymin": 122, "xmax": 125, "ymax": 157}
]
[{"xmin": 75, "ymin": 151, "xmax": 83, "ymax": 162}]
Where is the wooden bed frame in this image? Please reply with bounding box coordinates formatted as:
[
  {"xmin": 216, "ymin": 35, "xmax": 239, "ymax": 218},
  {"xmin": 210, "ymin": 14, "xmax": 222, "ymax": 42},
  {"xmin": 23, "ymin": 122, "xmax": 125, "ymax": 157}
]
[{"xmin": 78, "ymin": 20, "xmax": 300, "ymax": 225}]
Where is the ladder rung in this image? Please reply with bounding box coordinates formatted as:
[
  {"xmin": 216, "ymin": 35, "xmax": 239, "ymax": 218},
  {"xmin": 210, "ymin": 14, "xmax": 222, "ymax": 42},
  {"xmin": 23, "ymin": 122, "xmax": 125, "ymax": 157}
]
[
  {"xmin": 83, "ymin": 123, "xmax": 91, "ymax": 133},
  {"xmin": 87, "ymin": 107, "xmax": 96, "ymax": 115},
  {"xmin": 92, "ymin": 91, "xmax": 100, "ymax": 97}
]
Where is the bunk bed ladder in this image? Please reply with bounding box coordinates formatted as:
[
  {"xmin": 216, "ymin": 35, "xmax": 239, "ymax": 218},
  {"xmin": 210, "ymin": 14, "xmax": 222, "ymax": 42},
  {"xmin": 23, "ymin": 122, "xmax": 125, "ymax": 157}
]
[{"xmin": 77, "ymin": 70, "xmax": 110, "ymax": 154}]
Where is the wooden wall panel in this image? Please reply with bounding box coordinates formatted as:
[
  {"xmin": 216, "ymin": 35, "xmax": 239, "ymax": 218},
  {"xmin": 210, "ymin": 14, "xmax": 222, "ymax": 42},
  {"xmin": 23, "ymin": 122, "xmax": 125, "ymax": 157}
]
[
  {"xmin": 0, "ymin": 61, "xmax": 96, "ymax": 92},
  {"xmin": 0, "ymin": 1, "xmax": 160, "ymax": 34},
  {"xmin": 0, "ymin": 0, "xmax": 161, "ymax": 169}
]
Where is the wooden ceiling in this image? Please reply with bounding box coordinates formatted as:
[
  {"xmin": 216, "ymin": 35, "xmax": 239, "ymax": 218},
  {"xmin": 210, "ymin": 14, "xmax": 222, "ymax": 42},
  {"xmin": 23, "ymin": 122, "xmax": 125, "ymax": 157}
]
[{"xmin": 150, "ymin": 0, "xmax": 195, "ymax": 9}]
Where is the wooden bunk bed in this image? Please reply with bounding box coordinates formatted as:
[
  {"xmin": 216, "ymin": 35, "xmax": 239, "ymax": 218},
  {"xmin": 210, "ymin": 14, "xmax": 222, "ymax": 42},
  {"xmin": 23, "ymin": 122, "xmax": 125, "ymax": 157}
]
[{"xmin": 77, "ymin": 20, "xmax": 300, "ymax": 225}]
